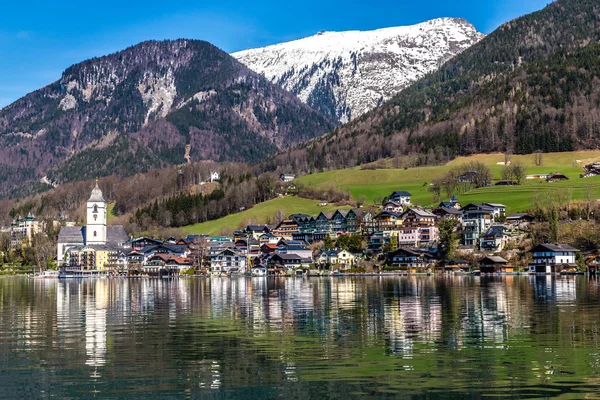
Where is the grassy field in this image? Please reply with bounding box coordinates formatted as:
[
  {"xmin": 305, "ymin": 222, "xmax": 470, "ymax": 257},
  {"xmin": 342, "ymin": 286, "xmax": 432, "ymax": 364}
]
[
  {"xmin": 183, "ymin": 196, "xmax": 350, "ymax": 236},
  {"xmin": 296, "ymin": 151, "xmax": 600, "ymax": 212},
  {"xmin": 107, "ymin": 203, "xmax": 115, "ymax": 224},
  {"xmin": 181, "ymin": 151, "xmax": 600, "ymax": 234}
]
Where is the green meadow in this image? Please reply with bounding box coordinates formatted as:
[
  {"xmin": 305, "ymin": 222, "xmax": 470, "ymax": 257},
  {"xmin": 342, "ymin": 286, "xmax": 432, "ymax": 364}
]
[
  {"xmin": 182, "ymin": 151, "xmax": 600, "ymax": 234},
  {"xmin": 296, "ymin": 151, "xmax": 600, "ymax": 211},
  {"xmin": 183, "ymin": 196, "xmax": 350, "ymax": 235}
]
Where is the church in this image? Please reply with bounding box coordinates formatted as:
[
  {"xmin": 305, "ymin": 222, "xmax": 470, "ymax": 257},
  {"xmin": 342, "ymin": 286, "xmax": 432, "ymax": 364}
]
[{"xmin": 57, "ymin": 181, "xmax": 129, "ymax": 266}]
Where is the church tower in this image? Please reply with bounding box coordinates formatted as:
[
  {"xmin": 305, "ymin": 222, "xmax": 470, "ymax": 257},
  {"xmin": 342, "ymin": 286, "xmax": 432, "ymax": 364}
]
[{"xmin": 86, "ymin": 179, "xmax": 107, "ymax": 245}]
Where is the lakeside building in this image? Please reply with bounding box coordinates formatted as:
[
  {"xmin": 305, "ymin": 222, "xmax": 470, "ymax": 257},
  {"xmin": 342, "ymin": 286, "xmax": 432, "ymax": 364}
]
[
  {"xmin": 57, "ymin": 181, "xmax": 129, "ymax": 269},
  {"xmin": 461, "ymin": 203, "xmax": 495, "ymax": 247},
  {"xmin": 10, "ymin": 213, "xmax": 44, "ymax": 247},
  {"xmin": 528, "ymin": 244, "xmax": 580, "ymax": 273}
]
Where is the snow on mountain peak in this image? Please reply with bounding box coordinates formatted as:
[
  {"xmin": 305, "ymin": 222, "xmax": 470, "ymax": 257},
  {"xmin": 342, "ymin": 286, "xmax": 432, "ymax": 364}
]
[{"xmin": 233, "ymin": 18, "xmax": 484, "ymax": 123}]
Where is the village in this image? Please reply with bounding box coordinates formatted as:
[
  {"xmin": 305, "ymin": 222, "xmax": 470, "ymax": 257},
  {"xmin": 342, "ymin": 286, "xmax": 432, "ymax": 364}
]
[{"xmin": 3, "ymin": 179, "xmax": 586, "ymax": 277}]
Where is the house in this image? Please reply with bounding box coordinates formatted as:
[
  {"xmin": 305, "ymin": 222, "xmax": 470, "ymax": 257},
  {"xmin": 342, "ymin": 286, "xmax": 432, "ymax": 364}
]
[
  {"xmin": 382, "ymin": 200, "xmax": 403, "ymax": 213},
  {"xmin": 292, "ymin": 214, "xmax": 317, "ymax": 234},
  {"xmin": 280, "ymin": 174, "xmax": 295, "ymax": 183},
  {"xmin": 373, "ymin": 211, "xmax": 403, "ymax": 233},
  {"xmin": 398, "ymin": 208, "xmax": 439, "ymax": 246},
  {"xmin": 272, "ymin": 219, "xmax": 299, "ymax": 240},
  {"xmin": 315, "ymin": 249, "xmax": 356, "ymax": 270},
  {"xmin": 315, "ymin": 212, "xmax": 334, "ymax": 234},
  {"xmin": 139, "ymin": 244, "xmax": 189, "ymax": 263},
  {"xmin": 130, "ymin": 237, "xmax": 163, "ymax": 251},
  {"xmin": 479, "ymin": 225, "xmax": 509, "ymax": 252},
  {"xmin": 367, "ymin": 233, "xmax": 392, "ymax": 253},
  {"xmin": 581, "ymin": 163, "xmax": 600, "ymax": 178},
  {"xmin": 528, "ymin": 244, "xmax": 580, "ymax": 273},
  {"xmin": 244, "ymin": 225, "xmax": 271, "ymax": 240},
  {"xmin": 505, "ymin": 213, "xmax": 534, "ymax": 226},
  {"xmin": 260, "ymin": 243, "xmax": 278, "ymax": 255},
  {"xmin": 438, "ymin": 196, "xmax": 461, "ymax": 210},
  {"xmin": 386, "ymin": 248, "xmax": 433, "ymax": 270},
  {"xmin": 259, "ymin": 232, "xmax": 280, "ymax": 245},
  {"xmin": 209, "ymin": 171, "xmax": 220, "ymax": 182},
  {"xmin": 269, "ymin": 253, "xmax": 312, "ymax": 271},
  {"xmin": 210, "ymin": 248, "xmax": 248, "ymax": 274},
  {"xmin": 432, "ymin": 206, "xmax": 463, "ymax": 222},
  {"xmin": 480, "ymin": 256, "xmax": 511, "ymax": 273},
  {"xmin": 9, "ymin": 213, "xmax": 43, "ymax": 247},
  {"xmin": 546, "ymin": 173, "xmax": 569, "ymax": 182},
  {"xmin": 144, "ymin": 254, "xmax": 193, "ymax": 274},
  {"xmin": 388, "ymin": 191, "xmax": 412, "ymax": 206},
  {"xmin": 276, "ymin": 242, "xmax": 312, "ymax": 259},
  {"xmin": 484, "ymin": 203, "xmax": 507, "ymax": 220},
  {"xmin": 461, "ymin": 203, "xmax": 495, "ymax": 246},
  {"xmin": 526, "ymin": 174, "xmax": 549, "ymax": 180},
  {"xmin": 436, "ymin": 259, "xmax": 470, "ymax": 273}
]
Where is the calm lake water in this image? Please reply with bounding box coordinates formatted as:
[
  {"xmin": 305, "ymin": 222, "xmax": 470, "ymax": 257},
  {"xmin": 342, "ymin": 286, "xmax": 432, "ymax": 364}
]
[{"xmin": 1, "ymin": 276, "xmax": 600, "ymax": 399}]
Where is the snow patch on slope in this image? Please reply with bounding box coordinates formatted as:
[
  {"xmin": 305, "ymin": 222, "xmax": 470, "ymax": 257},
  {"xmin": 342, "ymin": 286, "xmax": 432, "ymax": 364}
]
[{"xmin": 233, "ymin": 18, "xmax": 484, "ymax": 123}]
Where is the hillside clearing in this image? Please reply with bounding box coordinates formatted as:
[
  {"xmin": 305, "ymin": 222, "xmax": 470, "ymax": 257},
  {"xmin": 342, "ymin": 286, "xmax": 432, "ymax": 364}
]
[{"xmin": 183, "ymin": 196, "xmax": 350, "ymax": 236}]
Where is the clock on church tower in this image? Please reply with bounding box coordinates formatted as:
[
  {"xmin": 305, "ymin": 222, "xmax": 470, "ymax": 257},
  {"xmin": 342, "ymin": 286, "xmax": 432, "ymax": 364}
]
[{"xmin": 86, "ymin": 179, "xmax": 107, "ymax": 245}]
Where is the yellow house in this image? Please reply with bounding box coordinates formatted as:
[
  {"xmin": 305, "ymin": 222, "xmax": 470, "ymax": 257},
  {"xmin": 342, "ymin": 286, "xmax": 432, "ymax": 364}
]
[{"xmin": 95, "ymin": 249, "xmax": 110, "ymax": 271}]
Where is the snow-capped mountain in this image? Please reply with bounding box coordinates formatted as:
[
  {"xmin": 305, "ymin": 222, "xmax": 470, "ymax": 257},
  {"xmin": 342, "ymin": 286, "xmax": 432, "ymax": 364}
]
[{"xmin": 233, "ymin": 18, "xmax": 484, "ymax": 123}]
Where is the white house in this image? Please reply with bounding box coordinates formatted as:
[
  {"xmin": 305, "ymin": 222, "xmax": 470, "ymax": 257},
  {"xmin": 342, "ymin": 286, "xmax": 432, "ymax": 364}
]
[
  {"xmin": 316, "ymin": 249, "xmax": 356, "ymax": 269},
  {"xmin": 484, "ymin": 203, "xmax": 507, "ymax": 220},
  {"xmin": 210, "ymin": 172, "xmax": 220, "ymax": 182},
  {"xmin": 388, "ymin": 191, "xmax": 412, "ymax": 206},
  {"xmin": 210, "ymin": 248, "xmax": 248, "ymax": 273},
  {"xmin": 528, "ymin": 244, "xmax": 579, "ymax": 273},
  {"xmin": 280, "ymin": 174, "xmax": 295, "ymax": 183}
]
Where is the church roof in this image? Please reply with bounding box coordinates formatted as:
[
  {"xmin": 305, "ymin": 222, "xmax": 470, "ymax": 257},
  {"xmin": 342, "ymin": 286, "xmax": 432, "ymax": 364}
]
[
  {"xmin": 58, "ymin": 226, "xmax": 85, "ymax": 244},
  {"xmin": 57, "ymin": 225, "xmax": 128, "ymax": 246},
  {"xmin": 88, "ymin": 182, "xmax": 105, "ymax": 202}
]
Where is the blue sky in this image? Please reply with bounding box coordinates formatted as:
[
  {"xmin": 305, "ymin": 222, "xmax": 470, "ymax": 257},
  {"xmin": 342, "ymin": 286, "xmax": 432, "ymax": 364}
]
[{"xmin": 0, "ymin": 0, "xmax": 550, "ymax": 108}]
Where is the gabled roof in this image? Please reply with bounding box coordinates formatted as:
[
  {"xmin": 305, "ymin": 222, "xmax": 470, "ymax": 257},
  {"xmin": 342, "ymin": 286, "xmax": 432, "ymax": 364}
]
[
  {"xmin": 484, "ymin": 203, "xmax": 507, "ymax": 208},
  {"xmin": 246, "ymin": 225, "xmax": 269, "ymax": 232},
  {"xmin": 374, "ymin": 211, "xmax": 402, "ymax": 219},
  {"xmin": 506, "ymin": 213, "xmax": 529, "ymax": 219},
  {"xmin": 530, "ymin": 244, "xmax": 580, "ymax": 253},
  {"xmin": 482, "ymin": 225, "xmax": 507, "ymax": 238},
  {"xmin": 461, "ymin": 203, "xmax": 495, "ymax": 212},
  {"xmin": 390, "ymin": 191, "xmax": 412, "ymax": 197},
  {"xmin": 58, "ymin": 226, "xmax": 85, "ymax": 243},
  {"xmin": 389, "ymin": 247, "xmax": 431, "ymax": 258},
  {"xmin": 481, "ymin": 256, "xmax": 508, "ymax": 264},
  {"xmin": 404, "ymin": 208, "xmax": 436, "ymax": 218},
  {"xmin": 434, "ymin": 206, "xmax": 462, "ymax": 215}
]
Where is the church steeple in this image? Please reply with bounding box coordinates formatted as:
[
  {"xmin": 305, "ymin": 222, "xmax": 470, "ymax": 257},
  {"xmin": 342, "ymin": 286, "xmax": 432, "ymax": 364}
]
[{"xmin": 86, "ymin": 180, "xmax": 107, "ymax": 245}]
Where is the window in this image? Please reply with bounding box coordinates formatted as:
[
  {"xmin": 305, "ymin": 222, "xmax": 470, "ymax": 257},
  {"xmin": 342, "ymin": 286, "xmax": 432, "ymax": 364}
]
[
  {"xmin": 93, "ymin": 231, "xmax": 97, "ymax": 237},
  {"xmin": 93, "ymin": 205, "xmax": 98, "ymax": 213}
]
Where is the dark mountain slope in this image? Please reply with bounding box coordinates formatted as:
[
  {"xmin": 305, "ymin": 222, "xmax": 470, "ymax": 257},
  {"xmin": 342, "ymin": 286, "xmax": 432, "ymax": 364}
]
[
  {"xmin": 269, "ymin": 0, "xmax": 600, "ymax": 172},
  {"xmin": 0, "ymin": 40, "xmax": 334, "ymax": 196}
]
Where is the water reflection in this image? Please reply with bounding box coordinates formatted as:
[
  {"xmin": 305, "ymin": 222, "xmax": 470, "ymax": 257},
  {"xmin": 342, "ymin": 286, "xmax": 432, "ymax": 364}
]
[{"xmin": 1, "ymin": 276, "xmax": 600, "ymax": 398}]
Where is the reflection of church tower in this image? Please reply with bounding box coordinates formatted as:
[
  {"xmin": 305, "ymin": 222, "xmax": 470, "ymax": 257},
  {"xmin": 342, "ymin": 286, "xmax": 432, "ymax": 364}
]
[{"xmin": 86, "ymin": 180, "xmax": 107, "ymax": 245}]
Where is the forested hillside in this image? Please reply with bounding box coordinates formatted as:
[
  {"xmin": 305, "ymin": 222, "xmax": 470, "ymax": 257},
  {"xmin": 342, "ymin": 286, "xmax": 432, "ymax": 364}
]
[
  {"xmin": 268, "ymin": 0, "xmax": 600, "ymax": 173},
  {"xmin": 0, "ymin": 40, "xmax": 334, "ymax": 197}
]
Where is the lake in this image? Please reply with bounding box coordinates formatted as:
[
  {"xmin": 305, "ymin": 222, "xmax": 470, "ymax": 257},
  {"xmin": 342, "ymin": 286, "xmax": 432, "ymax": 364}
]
[{"xmin": 1, "ymin": 276, "xmax": 600, "ymax": 399}]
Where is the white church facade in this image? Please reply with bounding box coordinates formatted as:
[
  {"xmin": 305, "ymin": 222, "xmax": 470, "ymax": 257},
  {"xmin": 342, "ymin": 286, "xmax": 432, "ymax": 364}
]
[{"xmin": 57, "ymin": 181, "xmax": 129, "ymax": 266}]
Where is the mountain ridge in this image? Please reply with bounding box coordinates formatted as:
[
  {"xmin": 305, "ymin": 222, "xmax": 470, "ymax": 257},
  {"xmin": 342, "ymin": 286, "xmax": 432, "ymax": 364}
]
[
  {"xmin": 233, "ymin": 18, "xmax": 484, "ymax": 123},
  {"xmin": 268, "ymin": 0, "xmax": 600, "ymax": 174},
  {"xmin": 0, "ymin": 39, "xmax": 335, "ymax": 197}
]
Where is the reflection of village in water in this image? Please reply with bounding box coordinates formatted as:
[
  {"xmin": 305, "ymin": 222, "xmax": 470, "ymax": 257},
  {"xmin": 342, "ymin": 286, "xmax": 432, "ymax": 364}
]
[{"xmin": 6, "ymin": 276, "xmax": 600, "ymax": 394}]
